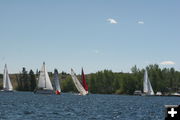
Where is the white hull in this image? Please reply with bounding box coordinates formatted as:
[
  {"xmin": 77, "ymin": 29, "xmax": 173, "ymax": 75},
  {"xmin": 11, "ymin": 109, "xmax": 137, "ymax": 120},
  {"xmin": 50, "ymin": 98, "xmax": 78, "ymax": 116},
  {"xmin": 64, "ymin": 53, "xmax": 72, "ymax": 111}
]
[
  {"xmin": 156, "ymin": 92, "xmax": 162, "ymax": 96},
  {"xmin": 0, "ymin": 89, "xmax": 14, "ymax": 92},
  {"xmin": 78, "ymin": 91, "xmax": 89, "ymax": 96},
  {"xmin": 170, "ymin": 93, "xmax": 180, "ymax": 97}
]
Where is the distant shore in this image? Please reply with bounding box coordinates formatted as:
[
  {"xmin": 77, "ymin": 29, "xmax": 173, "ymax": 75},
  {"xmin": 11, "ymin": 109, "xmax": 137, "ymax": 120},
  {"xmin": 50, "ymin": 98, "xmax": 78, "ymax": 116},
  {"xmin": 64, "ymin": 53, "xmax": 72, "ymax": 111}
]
[{"xmin": 0, "ymin": 64, "xmax": 180, "ymax": 95}]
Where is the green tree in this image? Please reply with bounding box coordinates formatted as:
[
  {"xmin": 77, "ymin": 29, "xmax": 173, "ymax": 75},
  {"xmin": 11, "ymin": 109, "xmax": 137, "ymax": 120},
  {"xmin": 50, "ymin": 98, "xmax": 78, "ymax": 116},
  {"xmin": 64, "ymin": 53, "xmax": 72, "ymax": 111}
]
[{"xmin": 29, "ymin": 70, "xmax": 36, "ymax": 91}]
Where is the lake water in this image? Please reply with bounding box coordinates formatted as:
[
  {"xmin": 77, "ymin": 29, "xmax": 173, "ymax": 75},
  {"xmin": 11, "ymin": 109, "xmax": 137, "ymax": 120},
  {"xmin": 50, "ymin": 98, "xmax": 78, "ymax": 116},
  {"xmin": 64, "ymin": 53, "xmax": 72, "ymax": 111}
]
[{"xmin": 0, "ymin": 92, "xmax": 179, "ymax": 120}]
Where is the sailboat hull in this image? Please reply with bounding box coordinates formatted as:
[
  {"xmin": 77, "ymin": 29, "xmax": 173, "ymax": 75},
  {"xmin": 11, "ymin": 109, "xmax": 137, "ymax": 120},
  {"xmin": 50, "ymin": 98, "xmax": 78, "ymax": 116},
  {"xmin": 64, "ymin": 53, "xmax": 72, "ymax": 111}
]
[
  {"xmin": 34, "ymin": 89, "xmax": 54, "ymax": 94},
  {"xmin": 141, "ymin": 94, "xmax": 155, "ymax": 96},
  {"xmin": 78, "ymin": 91, "xmax": 89, "ymax": 96},
  {"xmin": 0, "ymin": 89, "xmax": 14, "ymax": 92},
  {"xmin": 55, "ymin": 90, "xmax": 61, "ymax": 95}
]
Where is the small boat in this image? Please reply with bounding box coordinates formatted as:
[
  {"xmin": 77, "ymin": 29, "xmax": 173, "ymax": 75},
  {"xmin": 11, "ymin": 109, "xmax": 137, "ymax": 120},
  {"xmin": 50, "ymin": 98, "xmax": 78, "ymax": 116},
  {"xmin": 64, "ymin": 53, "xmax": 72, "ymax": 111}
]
[
  {"xmin": 142, "ymin": 69, "xmax": 154, "ymax": 96},
  {"xmin": 134, "ymin": 90, "xmax": 142, "ymax": 96},
  {"xmin": 170, "ymin": 92, "xmax": 180, "ymax": 97},
  {"xmin": 70, "ymin": 68, "xmax": 88, "ymax": 95},
  {"xmin": 34, "ymin": 62, "xmax": 54, "ymax": 94},
  {"xmin": 1, "ymin": 64, "xmax": 13, "ymax": 92},
  {"xmin": 53, "ymin": 69, "xmax": 61, "ymax": 95},
  {"xmin": 156, "ymin": 91, "xmax": 162, "ymax": 96}
]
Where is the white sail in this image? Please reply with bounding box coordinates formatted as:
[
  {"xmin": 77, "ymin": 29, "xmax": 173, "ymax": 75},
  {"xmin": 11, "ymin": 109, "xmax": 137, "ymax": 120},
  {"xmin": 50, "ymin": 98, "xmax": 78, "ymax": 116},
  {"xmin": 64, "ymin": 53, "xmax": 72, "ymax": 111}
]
[
  {"xmin": 53, "ymin": 69, "xmax": 61, "ymax": 92},
  {"xmin": 70, "ymin": 69, "xmax": 87, "ymax": 95},
  {"xmin": 3, "ymin": 64, "xmax": 13, "ymax": 91},
  {"xmin": 37, "ymin": 62, "xmax": 53, "ymax": 90},
  {"xmin": 147, "ymin": 77, "xmax": 154, "ymax": 95},
  {"xmin": 143, "ymin": 69, "xmax": 154, "ymax": 95},
  {"xmin": 143, "ymin": 69, "xmax": 148, "ymax": 93}
]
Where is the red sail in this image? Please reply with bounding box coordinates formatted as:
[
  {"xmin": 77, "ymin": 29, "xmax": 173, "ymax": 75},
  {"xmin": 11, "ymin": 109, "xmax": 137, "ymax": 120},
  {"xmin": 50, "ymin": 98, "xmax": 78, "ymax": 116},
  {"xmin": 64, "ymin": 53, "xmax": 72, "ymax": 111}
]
[{"xmin": 82, "ymin": 68, "xmax": 88, "ymax": 91}]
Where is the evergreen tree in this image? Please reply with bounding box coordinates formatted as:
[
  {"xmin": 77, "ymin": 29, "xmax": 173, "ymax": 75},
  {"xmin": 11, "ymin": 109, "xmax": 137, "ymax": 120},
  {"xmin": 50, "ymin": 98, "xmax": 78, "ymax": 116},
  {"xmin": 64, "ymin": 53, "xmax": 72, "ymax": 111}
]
[
  {"xmin": 21, "ymin": 67, "xmax": 29, "ymax": 91},
  {"xmin": 29, "ymin": 70, "xmax": 36, "ymax": 91}
]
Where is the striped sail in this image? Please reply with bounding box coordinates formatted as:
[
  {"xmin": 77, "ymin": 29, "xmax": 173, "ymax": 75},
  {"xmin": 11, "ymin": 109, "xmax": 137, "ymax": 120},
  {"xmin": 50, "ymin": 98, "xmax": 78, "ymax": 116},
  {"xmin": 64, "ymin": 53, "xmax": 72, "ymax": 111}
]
[{"xmin": 53, "ymin": 69, "xmax": 61, "ymax": 92}]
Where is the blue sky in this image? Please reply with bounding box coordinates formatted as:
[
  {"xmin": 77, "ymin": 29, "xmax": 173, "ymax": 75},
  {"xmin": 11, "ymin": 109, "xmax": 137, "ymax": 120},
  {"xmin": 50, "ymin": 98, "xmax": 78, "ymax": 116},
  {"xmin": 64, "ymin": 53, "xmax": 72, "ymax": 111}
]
[{"xmin": 0, "ymin": 0, "xmax": 180, "ymax": 73}]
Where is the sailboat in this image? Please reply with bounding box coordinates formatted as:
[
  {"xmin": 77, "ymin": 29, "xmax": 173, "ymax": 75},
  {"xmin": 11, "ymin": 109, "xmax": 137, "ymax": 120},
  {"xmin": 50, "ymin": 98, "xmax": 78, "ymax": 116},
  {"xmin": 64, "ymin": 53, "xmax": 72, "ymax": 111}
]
[
  {"xmin": 1, "ymin": 64, "xmax": 13, "ymax": 91},
  {"xmin": 34, "ymin": 62, "xmax": 54, "ymax": 94},
  {"xmin": 143, "ymin": 69, "xmax": 154, "ymax": 96},
  {"xmin": 70, "ymin": 68, "xmax": 88, "ymax": 95},
  {"xmin": 53, "ymin": 69, "xmax": 61, "ymax": 95}
]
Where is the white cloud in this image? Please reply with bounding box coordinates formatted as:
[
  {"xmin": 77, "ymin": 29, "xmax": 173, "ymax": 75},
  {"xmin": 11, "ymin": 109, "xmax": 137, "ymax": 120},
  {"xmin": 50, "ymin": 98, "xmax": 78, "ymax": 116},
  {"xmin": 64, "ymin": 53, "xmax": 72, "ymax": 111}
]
[
  {"xmin": 138, "ymin": 21, "xmax": 144, "ymax": 24},
  {"xmin": 107, "ymin": 18, "xmax": 117, "ymax": 24},
  {"xmin": 93, "ymin": 50, "xmax": 100, "ymax": 54},
  {"xmin": 160, "ymin": 61, "xmax": 175, "ymax": 65}
]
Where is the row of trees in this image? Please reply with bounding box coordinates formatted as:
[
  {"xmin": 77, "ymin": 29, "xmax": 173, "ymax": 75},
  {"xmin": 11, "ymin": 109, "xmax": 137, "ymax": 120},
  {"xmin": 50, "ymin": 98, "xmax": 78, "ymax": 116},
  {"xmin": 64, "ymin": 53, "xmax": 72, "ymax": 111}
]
[
  {"xmin": 0, "ymin": 64, "xmax": 180, "ymax": 94},
  {"xmin": 61, "ymin": 64, "xmax": 180, "ymax": 94},
  {"xmin": 15, "ymin": 68, "xmax": 37, "ymax": 91}
]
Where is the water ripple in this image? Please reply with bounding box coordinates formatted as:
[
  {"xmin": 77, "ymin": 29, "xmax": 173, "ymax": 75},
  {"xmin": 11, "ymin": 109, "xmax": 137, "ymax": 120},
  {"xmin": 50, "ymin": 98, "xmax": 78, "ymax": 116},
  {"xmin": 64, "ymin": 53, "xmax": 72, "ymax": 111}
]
[{"xmin": 0, "ymin": 92, "xmax": 180, "ymax": 120}]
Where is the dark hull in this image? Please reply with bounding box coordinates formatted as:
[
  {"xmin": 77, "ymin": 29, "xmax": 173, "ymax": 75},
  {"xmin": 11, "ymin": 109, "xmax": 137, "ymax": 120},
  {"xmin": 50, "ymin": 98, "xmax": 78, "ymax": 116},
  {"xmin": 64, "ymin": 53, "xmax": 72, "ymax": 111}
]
[{"xmin": 34, "ymin": 89, "xmax": 54, "ymax": 94}]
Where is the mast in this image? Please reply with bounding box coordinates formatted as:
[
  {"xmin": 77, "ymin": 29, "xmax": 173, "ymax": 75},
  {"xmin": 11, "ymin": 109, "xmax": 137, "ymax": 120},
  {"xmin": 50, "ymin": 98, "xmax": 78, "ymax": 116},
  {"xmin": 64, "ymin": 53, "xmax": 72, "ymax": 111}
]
[
  {"xmin": 3, "ymin": 64, "xmax": 6, "ymax": 89},
  {"xmin": 53, "ymin": 69, "xmax": 57, "ymax": 91},
  {"xmin": 143, "ymin": 69, "xmax": 148, "ymax": 93},
  {"xmin": 43, "ymin": 62, "xmax": 46, "ymax": 88},
  {"xmin": 5, "ymin": 64, "xmax": 8, "ymax": 90}
]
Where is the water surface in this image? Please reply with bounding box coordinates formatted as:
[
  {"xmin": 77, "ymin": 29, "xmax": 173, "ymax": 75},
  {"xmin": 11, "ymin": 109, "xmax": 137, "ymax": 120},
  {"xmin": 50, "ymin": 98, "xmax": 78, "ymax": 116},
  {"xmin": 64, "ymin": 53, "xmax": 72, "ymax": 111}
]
[{"xmin": 0, "ymin": 92, "xmax": 180, "ymax": 120}]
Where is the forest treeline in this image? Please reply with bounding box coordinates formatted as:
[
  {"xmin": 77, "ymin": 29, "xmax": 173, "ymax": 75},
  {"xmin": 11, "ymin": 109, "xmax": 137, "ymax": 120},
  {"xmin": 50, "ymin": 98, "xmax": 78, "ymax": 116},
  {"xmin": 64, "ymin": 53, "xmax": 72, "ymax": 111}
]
[{"xmin": 0, "ymin": 64, "xmax": 180, "ymax": 94}]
